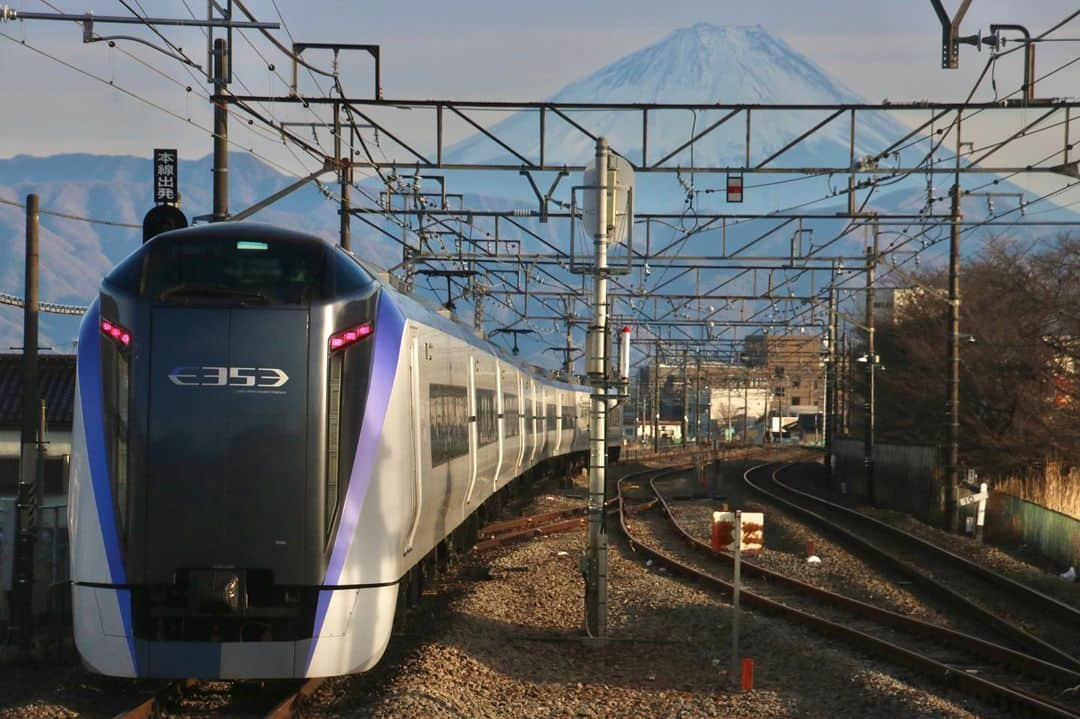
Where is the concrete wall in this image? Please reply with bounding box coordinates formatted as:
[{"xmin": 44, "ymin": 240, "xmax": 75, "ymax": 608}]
[
  {"xmin": 986, "ymin": 493, "xmax": 1080, "ymax": 570},
  {"xmin": 832, "ymin": 438, "xmax": 943, "ymax": 524}
]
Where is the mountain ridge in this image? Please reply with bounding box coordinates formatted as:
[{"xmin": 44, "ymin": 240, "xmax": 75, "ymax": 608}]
[{"xmin": 1, "ymin": 22, "xmax": 1074, "ymax": 359}]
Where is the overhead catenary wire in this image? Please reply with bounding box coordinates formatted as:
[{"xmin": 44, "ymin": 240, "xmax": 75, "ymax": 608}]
[
  {"xmin": 0, "ymin": 30, "xmax": 313, "ymax": 179},
  {"xmin": 0, "ymin": 195, "xmax": 140, "ymax": 228},
  {"xmin": 6, "ymin": 5, "xmax": 1079, "ymax": 355}
]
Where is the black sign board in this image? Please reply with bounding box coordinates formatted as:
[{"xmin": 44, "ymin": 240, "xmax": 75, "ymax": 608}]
[{"xmin": 154, "ymin": 148, "xmax": 179, "ymax": 205}]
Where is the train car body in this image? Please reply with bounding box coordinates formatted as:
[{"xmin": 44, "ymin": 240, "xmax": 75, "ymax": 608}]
[{"xmin": 69, "ymin": 223, "xmax": 620, "ymax": 679}]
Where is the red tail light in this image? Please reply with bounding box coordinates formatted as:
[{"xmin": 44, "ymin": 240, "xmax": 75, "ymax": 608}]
[
  {"xmin": 329, "ymin": 323, "xmax": 373, "ymax": 352},
  {"xmin": 100, "ymin": 318, "xmax": 132, "ymax": 348}
]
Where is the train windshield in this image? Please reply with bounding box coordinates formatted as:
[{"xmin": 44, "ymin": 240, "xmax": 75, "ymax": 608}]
[{"xmin": 143, "ymin": 236, "xmax": 327, "ymax": 306}]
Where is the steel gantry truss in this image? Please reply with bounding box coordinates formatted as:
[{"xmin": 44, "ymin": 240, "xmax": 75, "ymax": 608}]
[{"xmin": 222, "ymin": 95, "xmax": 1080, "ymax": 177}]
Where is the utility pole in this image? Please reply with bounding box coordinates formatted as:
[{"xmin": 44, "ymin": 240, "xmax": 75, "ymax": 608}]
[
  {"xmin": 945, "ymin": 181, "xmax": 963, "ymax": 532},
  {"xmin": 561, "ymin": 299, "xmax": 576, "ymax": 375},
  {"xmin": 694, "ymin": 356, "xmax": 702, "ymax": 445},
  {"xmin": 472, "ymin": 275, "xmax": 485, "ymax": 336},
  {"xmin": 334, "ymin": 102, "xmax": 352, "ymax": 250},
  {"xmin": 681, "ymin": 348, "xmax": 689, "ymax": 446},
  {"xmin": 12, "ymin": 195, "xmax": 40, "ymax": 659},
  {"xmin": 653, "ymin": 348, "xmax": 661, "ymax": 453},
  {"xmin": 864, "ymin": 225, "xmax": 878, "ymax": 505},
  {"xmin": 840, "ymin": 330, "xmax": 849, "ymax": 436},
  {"xmin": 212, "ymin": 37, "xmax": 229, "ymax": 221},
  {"xmin": 825, "ymin": 279, "xmax": 837, "ymax": 486},
  {"xmin": 742, "ymin": 369, "xmax": 749, "ymax": 445},
  {"xmin": 585, "ymin": 137, "xmax": 610, "ymax": 638}
]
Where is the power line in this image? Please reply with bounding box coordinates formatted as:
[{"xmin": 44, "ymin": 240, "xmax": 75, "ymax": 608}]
[
  {"xmin": 0, "ymin": 195, "xmax": 140, "ymax": 228},
  {"xmin": 0, "ymin": 29, "xmax": 314, "ymax": 180}
]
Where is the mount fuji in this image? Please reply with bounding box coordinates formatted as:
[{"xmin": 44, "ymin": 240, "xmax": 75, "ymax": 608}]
[
  {"xmin": 446, "ymin": 23, "xmax": 913, "ymax": 209},
  {"xmin": 1, "ymin": 23, "xmax": 1074, "ymax": 357}
]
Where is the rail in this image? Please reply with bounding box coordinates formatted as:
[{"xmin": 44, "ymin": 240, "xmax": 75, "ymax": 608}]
[{"xmin": 616, "ymin": 465, "xmax": 1080, "ymax": 718}]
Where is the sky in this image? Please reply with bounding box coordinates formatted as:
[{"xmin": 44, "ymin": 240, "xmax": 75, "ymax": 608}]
[{"xmin": 0, "ymin": 1, "xmax": 1078, "ymax": 193}]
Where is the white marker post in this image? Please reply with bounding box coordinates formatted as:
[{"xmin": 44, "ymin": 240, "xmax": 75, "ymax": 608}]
[
  {"xmin": 976, "ymin": 482, "xmax": 988, "ymax": 542},
  {"xmin": 958, "ymin": 481, "xmax": 990, "ymax": 542}
]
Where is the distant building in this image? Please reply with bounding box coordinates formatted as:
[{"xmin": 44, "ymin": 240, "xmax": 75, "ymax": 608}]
[
  {"xmin": 872, "ymin": 287, "xmax": 925, "ymax": 326},
  {"xmin": 635, "ymin": 359, "xmax": 769, "ymax": 444},
  {"xmin": 743, "ymin": 333, "xmax": 826, "ymax": 419}
]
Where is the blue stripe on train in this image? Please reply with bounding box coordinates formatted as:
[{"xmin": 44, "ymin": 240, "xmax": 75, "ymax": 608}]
[
  {"xmin": 78, "ymin": 301, "xmax": 138, "ymax": 671},
  {"xmin": 306, "ymin": 290, "xmax": 405, "ymax": 668}
]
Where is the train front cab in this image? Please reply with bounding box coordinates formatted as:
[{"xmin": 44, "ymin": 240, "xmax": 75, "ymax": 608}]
[{"xmin": 69, "ymin": 224, "xmax": 407, "ymax": 678}]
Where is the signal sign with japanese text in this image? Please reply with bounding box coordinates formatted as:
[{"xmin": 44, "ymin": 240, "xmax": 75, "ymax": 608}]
[{"xmin": 154, "ymin": 148, "xmax": 179, "ymax": 205}]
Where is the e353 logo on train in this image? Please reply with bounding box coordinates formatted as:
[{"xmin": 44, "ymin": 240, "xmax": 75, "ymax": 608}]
[{"xmin": 168, "ymin": 366, "xmax": 289, "ymax": 389}]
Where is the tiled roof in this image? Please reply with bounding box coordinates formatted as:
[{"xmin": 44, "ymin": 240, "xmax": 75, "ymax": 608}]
[{"xmin": 0, "ymin": 354, "xmax": 77, "ymax": 431}]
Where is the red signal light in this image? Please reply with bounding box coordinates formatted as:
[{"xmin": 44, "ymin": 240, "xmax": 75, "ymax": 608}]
[
  {"xmin": 100, "ymin": 318, "xmax": 132, "ymax": 348},
  {"xmin": 329, "ymin": 323, "xmax": 373, "ymax": 352}
]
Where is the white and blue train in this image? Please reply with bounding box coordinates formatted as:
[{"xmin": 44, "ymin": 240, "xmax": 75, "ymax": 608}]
[{"xmin": 69, "ymin": 222, "xmax": 620, "ymax": 678}]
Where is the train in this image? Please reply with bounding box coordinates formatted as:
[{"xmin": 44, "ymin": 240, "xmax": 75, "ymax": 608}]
[{"xmin": 69, "ymin": 222, "xmax": 622, "ymax": 679}]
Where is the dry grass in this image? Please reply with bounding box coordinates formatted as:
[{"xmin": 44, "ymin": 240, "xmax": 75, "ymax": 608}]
[{"xmin": 992, "ymin": 461, "xmax": 1080, "ymax": 519}]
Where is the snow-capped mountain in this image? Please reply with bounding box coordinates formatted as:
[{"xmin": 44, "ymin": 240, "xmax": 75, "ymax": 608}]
[
  {"xmin": 1, "ymin": 23, "xmax": 1074, "ymax": 358},
  {"xmin": 447, "ymin": 24, "xmax": 909, "ymax": 175}
]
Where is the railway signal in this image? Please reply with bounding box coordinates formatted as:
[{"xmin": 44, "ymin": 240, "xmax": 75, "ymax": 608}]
[
  {"xmin": 143, "ymin": 148, "xmax": 188, "ymax": 242},
  {"xmin": 726, "ymin": 173, "xmax": 744, "ymax": 203}
]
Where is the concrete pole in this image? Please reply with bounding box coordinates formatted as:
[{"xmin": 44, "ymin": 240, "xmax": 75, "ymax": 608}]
[
  {"xmin": 653, "ymin": 349, "xmax": 660, "ymax": 453},
  {"xmin": 840, "ymin": 331, "xmax": 849, "ymax": 435},
  {"xmin": 13, "ymin": 195, "xmax": 40, "ymax": 658},
  {"xmin": 743, "ymin": 370, "xmax": 749, "ymax": 444},
  {"xmin": 694, "ymin": 356, "xmax": 702, "ymax": 445},
  {"xmin": 681, "ymin": 349, "xmax": 689, "ymax": 446},
  {"xmin": 565, "ymin": 307, "xmax": 575, "ymax": 375},
  {"xmin": 212, "ymin": 38, "xmax": 229, "ymax": 221},
  {"xmin": 864, "ymin": 229, "xmax": 877, "ymax": 505},
  {"xmin": 334, "ymin": 102, "xmax": 352, "ymax": 251},
  {"xmin": 585, "ymin": 137, "xmax": 610, "ymax": 638},
  {"xmin": 825, "ymin": 280, "xmax": 837, "ymax": 486},
  {"xmin": 945, "ymin": 183, "xmax": 963, "ymax": 532}
]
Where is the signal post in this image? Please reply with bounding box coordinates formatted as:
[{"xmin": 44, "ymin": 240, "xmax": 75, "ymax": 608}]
[{"xmin": 584, "ymin": 138, "xmax": 632, "ymax": 638}]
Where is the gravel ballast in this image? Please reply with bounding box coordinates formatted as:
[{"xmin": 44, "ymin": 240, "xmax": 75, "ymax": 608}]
[
  {"xmin": 0, "ymin": 459, "xmax": 1023, "ymax": 717},
  {"xmin": 305, "ymin": 462, "xmax": 1009, "ymax": 718}
]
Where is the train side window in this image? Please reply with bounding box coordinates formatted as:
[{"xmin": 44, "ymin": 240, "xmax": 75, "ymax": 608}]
[
  {"xmin": 546, "ymin": 403, "xmax": 557, "ymax": 431},
  {"xmin": 526, "ymin": 389, "xmax": 535, "ymax": 435},
  {"xmin": 561, "ymin": 405, "xmax": 575, "ymax": 430},
  {"xmin": 476, "ymin": 389, "xmax": 498, "ymax": 446},
  {"xmin": 503, "ymin": 393, "xmax": 519, "ymax": 438},
  {"xmin": 429, "ymin": 384, "xmax": 469, "ymax": 465}
]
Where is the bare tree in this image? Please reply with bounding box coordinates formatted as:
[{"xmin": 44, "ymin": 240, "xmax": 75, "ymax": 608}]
[{"xmin": 871, "ymin": 234, "xmax": 1080, "ymax": 470}]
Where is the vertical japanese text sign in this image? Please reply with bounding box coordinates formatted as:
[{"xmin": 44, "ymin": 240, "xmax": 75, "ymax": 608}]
[{"xmin": 154, "ymin": 149, "xmax": 179, "ymax": 205}]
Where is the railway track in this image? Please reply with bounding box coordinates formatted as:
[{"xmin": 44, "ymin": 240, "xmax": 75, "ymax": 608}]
[
  {"xmin": 618, "ymin": 465, "xmax": 1080, "ymax": 718},
  {"xmin": 746, "ymin": 461, "xmax": 1080, "ymax": 670},
  {"xmin": 111, "ymin": 677, "xmax": 327, "ymax": 718}
]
